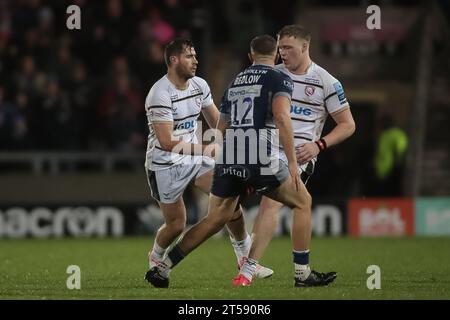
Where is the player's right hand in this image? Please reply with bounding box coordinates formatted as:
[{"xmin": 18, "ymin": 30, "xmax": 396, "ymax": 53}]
[{"xmin": 296, "ymin": 142, "xmax": 319, "ymax": 165}]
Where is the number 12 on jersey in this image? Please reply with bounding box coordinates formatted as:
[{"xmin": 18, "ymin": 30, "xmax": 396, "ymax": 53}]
[
  {"xmin": 231, "ymin": 97, "xmax": 254, "ymax": 126},
  {"xmin": 228, "ymin": 85, "xmax": 262, "ymax": 127}
]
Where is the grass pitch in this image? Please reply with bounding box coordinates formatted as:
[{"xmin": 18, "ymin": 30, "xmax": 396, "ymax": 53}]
[{"xmin": 0, "ymin": 236, "xmax": 449, "ymax": 300}]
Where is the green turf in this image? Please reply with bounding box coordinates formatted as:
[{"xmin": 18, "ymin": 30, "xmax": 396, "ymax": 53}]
[{"xmin": 0, "ymin": 237, "xmax": 449, "ymax": 299}]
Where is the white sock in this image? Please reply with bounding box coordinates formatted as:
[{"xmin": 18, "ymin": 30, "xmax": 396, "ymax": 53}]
[
  {"xmin": 231, "ymin": 234, "xmax": 252, "ymax": 262},
  {"xmin": 240, "ymin": 257, "xmax": 258, "ymax": 280},
  {"xmin": 229, "ymin": 236, "xmax": 242, "ymax": 264},
  {"xmin": 152, "ymin": 241, "xmax": 166, "ymax": 256},
  {"xmin": 149, "ymin": 242, "xmax": 166, "ymax": 267},
  {"xmin": 295, "ymin": 263, "xmax": 311, "ymax": 281}
]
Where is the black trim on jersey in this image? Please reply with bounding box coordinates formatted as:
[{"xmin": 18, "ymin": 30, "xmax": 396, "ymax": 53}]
[
  {"xmin": 147, "ymin": 170, "xmax": 160, "ymax": 202},
  {"xmin": 301, "ymin": 161, "xmax": 315, "ymax": 185},
  {"xmin": 324, "ymin": 92, "xmax": 337, "ymax": 101},
  {"xmin": 174, "ymin": 111, "xmax": 201, "ymax": 122},
  {"xmin": 265, "ymin": 126, "xmax": 312, "ymax": 141},
  {"xmin": 293, "ymin": 80, "xmax": 324, "ymax": 89},
  {"xmin": 172, "ymin": 92, "xmax": 203, "ymax": 103},
  {"xmin": 265, "ymin": 125, "xmax": 276, "ymax": 129},
  {"xmin": 148, "ymin": 105, "xmax": 172, "ymax": 110},
  {"xmin": 204, "ymin": 91, "xmax": 211, "ymax": 100},
  {"xmin": 291, "ymin": 99, "xmax": 321, "ymax": 106},
  {"xmin": 291, "ymin": 117, "xmax": 316, "ymax": 123},
  {"xmin": 152, "ymin": 160, "xmax": 174, "ymax": 166},
  {"xmin": 294, "ymin": 135, "xmax": 312, "ymax": 141},
  {"xmin": 155, "ymin": 145, "xmax": 168, "ymax": 151}
]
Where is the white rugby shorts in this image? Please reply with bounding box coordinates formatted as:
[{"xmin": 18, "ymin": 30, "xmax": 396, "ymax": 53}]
[{"xmin": 146, "ymin": 156, "xmax": 214, "ymax": 204}]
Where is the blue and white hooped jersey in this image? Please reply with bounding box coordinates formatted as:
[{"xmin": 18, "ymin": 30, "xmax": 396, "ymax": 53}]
[{"xmin": 144, "ymin": 75, "xmax": 213, "ymax": 171}]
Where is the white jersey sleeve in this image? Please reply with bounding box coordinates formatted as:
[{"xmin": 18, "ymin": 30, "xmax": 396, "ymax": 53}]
[
  {"xmin": 322, "ymin": 72, "xmax": 349, "ymax": 114},
  {"xmin": 146, "ymin": 86, "xmax": 173, "ymax": 122},
  {"xmin": 192, "ymin": 77, "xmax": 214, "ymax": 109}
]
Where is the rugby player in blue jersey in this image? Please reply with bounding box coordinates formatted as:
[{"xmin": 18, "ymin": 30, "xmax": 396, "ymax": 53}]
[{"xmin": 145, "ymin": 35, "xmax": 336, "ymax": 288}]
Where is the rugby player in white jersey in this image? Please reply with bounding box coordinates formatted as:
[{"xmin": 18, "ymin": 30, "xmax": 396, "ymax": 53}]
[
  {"xmin": 143, "ymin": 39, "xmax": 272, "ymax": 285},
  {"xmin": 236, "ymin": 25, "xmax": 356, "ymax": 284}
]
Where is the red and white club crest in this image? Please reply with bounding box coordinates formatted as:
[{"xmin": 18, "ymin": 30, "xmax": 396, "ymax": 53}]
[
  {"xmin": 195, "ymin": 96, "xmax": 202, "ymax": 108},
  {"xmin": 305, "ymin": 85, "xmax": 315, "ymax": 96}
]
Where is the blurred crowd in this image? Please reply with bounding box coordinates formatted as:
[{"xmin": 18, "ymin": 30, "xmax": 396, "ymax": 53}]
[
  {"xmin": 0, "ymin": 0, "xmax": 306, "ymax": 152},
  {"xmin": 0, "ymin": 0, "xmax": 303, "ymax": 152},
  {"xmin": 0, "ymin": 0, "xmax": 434, "ymax": 155},
  {"xmin": 0, "ymin": 0, "xmax": 207, "ymax": 151}
]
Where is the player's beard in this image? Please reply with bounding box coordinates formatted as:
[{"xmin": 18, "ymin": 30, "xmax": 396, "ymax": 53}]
[{"xmin": 176, "ymin": 64, "xmax": 195, "ymax": 81}]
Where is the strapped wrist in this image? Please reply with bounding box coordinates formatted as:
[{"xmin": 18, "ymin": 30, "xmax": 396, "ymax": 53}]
[{"xmin": 314, "ymin": 138, "xmax": 327, "ymax": 152}]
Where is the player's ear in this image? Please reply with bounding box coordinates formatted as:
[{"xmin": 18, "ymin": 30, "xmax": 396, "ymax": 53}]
[
  {"xmin": 302, "ymin": 42, "xmax": 308, "ymax": 53},
  {"xmin": 248, "ymin": 53, "xmax": 254, "ymax": 63},
  {"xmin": 170, "ymin": 55, "xmax": 177, "ymax": 65}
]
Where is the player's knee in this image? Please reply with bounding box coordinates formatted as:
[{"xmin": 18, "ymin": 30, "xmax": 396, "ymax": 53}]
[
  {"xmin": 260, "ymin": 200, "xmax": 282, "ymax": 216},
  {"xmin": 166, "ymin": 218, "xmax": 186, "ymax": 235},
  {"xmin": 205, "ymin": 214, "xmax": 228, "ymax": 231},
  {"xmin": 303, "ymin": 191, "xmax": 312, "ymax": 207},
  {"xmin": 230, "ymin": 209, "xmax": 242, "ymax": 221},
  {"xmin": 292, "ymin": 190, "xmax": 312, "ymax": 210}
]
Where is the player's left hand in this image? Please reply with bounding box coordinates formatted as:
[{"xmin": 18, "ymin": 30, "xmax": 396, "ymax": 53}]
[
  {"xmin": 296, "ymin": 142, "xmax": 320, "ymax": 165},
  {"xmin": 205, "ymin": 143, "xmax": 221, "ymax": 161}
]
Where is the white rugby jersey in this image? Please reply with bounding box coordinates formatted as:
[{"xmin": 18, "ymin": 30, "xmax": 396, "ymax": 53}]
[
  {"xmin": 144, "ymin": 75, "xmax": 213, "ymax": 171},
  {"xmin": 274, "ymin": 62, "xmax": 350, "ymax": 166}
]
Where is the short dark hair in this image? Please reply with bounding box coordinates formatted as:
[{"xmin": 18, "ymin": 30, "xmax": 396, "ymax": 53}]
[
  {"xmin": 250, "ymin": 35, "xmax": 277, "ymax": 55},
  {"xmin": 278, "ymin": 25, "xmax": 311, "ymax": 41},
  {"xmin": 164, "ymin": 38, "xmax": 194, "ymax": 67}
]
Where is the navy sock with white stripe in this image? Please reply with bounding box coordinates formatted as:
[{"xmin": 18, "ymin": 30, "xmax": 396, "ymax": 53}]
[
  {"xmin": 293, "ymin": 249, "xmax": 310, "ymax": 265},
  {"xmin": 167, "ymin": 244, "xmax": 186, "ymax": 269}
]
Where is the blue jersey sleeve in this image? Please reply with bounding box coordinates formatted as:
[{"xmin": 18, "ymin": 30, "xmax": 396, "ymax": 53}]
[
  {"xmin": 219, "ymin": 89, "xmax": 231, "ymax": 114},
  {"xmin": 273, "ymin": 72, "xmax": 294, "ymax": 100}
]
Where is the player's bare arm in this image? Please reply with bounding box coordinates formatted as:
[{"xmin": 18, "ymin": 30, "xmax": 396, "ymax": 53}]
[
  {"xmin": 153, "ymin": 121, "xmax": 216, "ymax": 158},
  {"xmin": 216, "ymin": 114, "xmax": 230, "ymax": 137},
  {"xmin": 296, "ymin": 107, "xmax": 355, "ymax": 165},
  {"xmin": 325, "ymin": 108, "xmax": 356, "ymax": 146},
  {"xmin": 201, "ymin": 104, "xmax": 222, "ymax": 158},
  {"xmin": 201, "ymin": 103, "xmax": 220, "ymax": 129}
]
